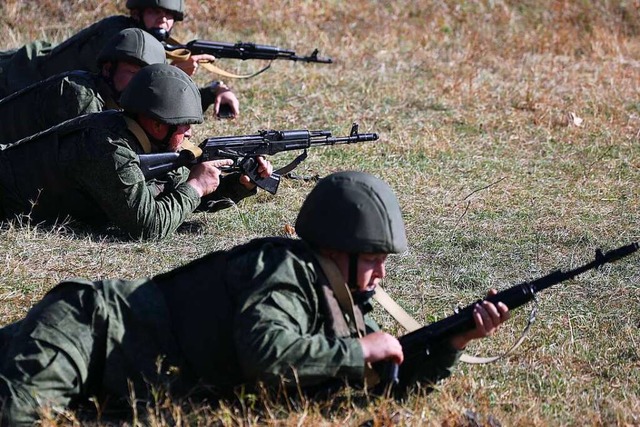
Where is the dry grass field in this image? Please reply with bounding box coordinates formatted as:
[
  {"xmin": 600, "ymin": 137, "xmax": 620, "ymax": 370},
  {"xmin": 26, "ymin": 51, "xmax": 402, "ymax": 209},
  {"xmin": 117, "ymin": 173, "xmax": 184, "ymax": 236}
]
[{"xmin": 1, "ymin": 0, "xmax": 640, "ymax": 425}]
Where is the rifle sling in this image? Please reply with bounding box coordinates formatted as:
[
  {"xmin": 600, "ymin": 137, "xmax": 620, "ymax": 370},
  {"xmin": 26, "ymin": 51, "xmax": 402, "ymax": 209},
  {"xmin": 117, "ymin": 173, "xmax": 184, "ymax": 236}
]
[
  {"xmin": 373, "ymin": 284, "xmax": 533, "ymax": 364},
  {"xmin": 273, "ymin": 150, "xmax": 308, "ymax": 176},
  {"xmin": 373, "ymin": 286, "xmax": 422, "ymax": 333},
  {"xmin": 165, "ymin": 36, "xmax": 271, "ymax": 79},
  {"xmin": 124, "ymin": 116, "xmax": 152, "ymax": 154}
]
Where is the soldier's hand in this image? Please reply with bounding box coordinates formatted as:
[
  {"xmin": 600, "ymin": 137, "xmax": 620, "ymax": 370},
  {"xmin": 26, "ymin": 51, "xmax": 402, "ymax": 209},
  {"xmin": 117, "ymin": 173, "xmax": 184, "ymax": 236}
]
[
  {"xmin": 239, "ymin": 157, "xmax": 273, "ymax": 190},
  {"xmin": 172, "ymin": 54, "xmax": 216, "ymax": 76},
  {"xmin": 187, "ymin": 159, "xmax": 233, "ymax": 197},
  {"xmin": 450, "ymin": 289, "xmax": 510, "ymax": 350},
  {"xmin": 359, "ymin": 331, "xmax": 404, "ymax": 364},
  {"xmin": 214, "ymin": 89, "xmax": 240, "ymax": 118}
]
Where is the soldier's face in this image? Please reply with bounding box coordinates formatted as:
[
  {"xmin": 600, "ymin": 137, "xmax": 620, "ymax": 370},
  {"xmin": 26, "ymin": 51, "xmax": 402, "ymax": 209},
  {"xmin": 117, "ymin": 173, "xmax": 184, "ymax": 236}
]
[
  {"xmin": 138, "ymin": 118, "xmax": 192, "ymax": 152},
  {"xmin": 328, "ymin": 252, "xmax": 388, "ymax": 292},
  {"xmin": 112, "ymin": 62, "xmax": 142, "ymax": 93},
  {"xmin": 142, "ymin": 7, "xmax": 176, "ymax": 32},
  {"xmin": 356, "ymin": 253, "xmax": 388, "ymax": 292},
  {"xmin": 166, "ymin": 125, "xmax": 192, "ymax": 152}
]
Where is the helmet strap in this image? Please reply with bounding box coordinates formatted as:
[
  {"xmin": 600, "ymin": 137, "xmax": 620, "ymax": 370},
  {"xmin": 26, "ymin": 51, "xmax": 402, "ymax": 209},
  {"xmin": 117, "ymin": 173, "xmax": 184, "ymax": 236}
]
[
  {"xmin": 102, "ymin": 63, "xmax": 123, "ymax": 101},
  {"xmin": 348, "ymin": 253, "xmax": 376, "ymax": 307},
  {"xmin": 348, "ymin": 253, "xmax": 358, "ymax": 290},
  {"xmin": 147, "ymin": 123, "xmax": 178, "ymax": 152}
]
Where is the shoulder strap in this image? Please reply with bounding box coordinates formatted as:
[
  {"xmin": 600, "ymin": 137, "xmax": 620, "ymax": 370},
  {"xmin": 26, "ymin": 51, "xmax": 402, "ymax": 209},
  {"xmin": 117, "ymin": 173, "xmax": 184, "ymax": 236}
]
[
  {"xmin": 313, "ymin": 253, "xmax": 366, "ymax": 336},
  {"xmin": 313, "ymin": 253, "xmax": 380, "ymax": 386},
  {"xmin": 373, "ymin": 286, "xmax": 422, "ymax": 331},
  {"xmin": 123, "ymin": 116, "xmax": 152, "ymax": 154}
]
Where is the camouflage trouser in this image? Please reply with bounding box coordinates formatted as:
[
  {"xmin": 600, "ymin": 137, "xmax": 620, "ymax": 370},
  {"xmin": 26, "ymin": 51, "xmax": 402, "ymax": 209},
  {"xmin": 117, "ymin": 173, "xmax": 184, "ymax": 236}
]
[
  {"xmin": 0, "ymin": 280, "xmax": 108, "ymax": 426},
  {"xmin": 0, "ymin": 277, "xmax": 183, "ymax": 426}
]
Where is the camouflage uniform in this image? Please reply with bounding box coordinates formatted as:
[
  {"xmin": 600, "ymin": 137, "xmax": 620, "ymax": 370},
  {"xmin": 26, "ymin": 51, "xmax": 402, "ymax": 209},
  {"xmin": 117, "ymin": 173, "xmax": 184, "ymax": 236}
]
[
  {"xmin": 0, "ymin": 278, "xmax": 177, "ymax": 426},
  {"xmin": 0, "ymin": 16, "xmax": 138, "ymax": 98},
  {"xmin": 0, "ymin": 68, "xmax": 229, "ymax": 146},
  {"xmin": 0, "ymin": 238, "xmax": 460, "ymax": 425},
  {"xmin": 0, "ymin": 27, "xmax": 167, "ymax": 145},
  {"xmin": 0, "ymin": 71, "xmax": 116, "ymax": 145},
  {"xmin": 0, "ymin": 110, "xmax": 254, "ymax": 239}
]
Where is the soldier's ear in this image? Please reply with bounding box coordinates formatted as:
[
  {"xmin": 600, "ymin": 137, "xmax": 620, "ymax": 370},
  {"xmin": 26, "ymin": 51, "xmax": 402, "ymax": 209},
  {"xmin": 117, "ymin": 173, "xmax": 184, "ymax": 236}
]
[
  {"xmin": 101, "ymin": 62, "xmax": 113, "ymax": 78},
  {"xmin": 138, "ymin": 115, "xmax": 170, "ymax": 139},
  {"xmin": 130, "ymin": 9, "xmax": 142, "ymax": 21}
]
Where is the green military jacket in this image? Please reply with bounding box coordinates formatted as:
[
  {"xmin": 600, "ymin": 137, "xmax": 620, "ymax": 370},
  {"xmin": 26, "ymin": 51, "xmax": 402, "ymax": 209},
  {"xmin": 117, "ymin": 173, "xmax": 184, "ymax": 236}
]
[
  {"xmin": 156, "ymin": 238, "xmax": 461, "ymax": 394},
  {"xmin": 0, "ymin": 110, "xmax": 254, "ymax": 239},
  {"xmin": 0, "ymin": 71, "xmax": 116, "ymax": 144},
  {"xmin": 0, "ymin": 69, "xmax": 221, "ymax": 145},
  {"xmin": 0, "ymin": 16, "xmax": 137, "ymax": 97},
  {"xmin": 0, "ymin": 238, "xmax": 460, "ymax": 425},
  {"xmin": 156, "ymin": 238, "xmax": 369, "ymax": 393}
]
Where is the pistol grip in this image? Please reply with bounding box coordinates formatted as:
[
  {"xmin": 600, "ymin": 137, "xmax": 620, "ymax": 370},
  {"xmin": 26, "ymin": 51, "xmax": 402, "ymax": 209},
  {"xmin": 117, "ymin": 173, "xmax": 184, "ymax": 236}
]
[{"xmin": 239, "ymin": 157, "xmax": 280, "ymax": 194}]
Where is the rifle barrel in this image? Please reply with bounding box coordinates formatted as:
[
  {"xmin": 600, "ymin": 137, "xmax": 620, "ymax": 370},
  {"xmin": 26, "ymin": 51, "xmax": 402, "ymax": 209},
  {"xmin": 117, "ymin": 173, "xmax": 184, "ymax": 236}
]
[
  {"xmin": 165, "ymin": 40, "xmax": 332, "ymax": 63},
  {"xmin": 398, "ymin": 242, "xmax": 639, "ymax": 355}
]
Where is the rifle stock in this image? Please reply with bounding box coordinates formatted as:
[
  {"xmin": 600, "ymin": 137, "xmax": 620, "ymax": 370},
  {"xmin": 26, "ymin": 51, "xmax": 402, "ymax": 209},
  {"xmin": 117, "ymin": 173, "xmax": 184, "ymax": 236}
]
[
  {"xmin": 138, "ymin": 123, "xmax": 378, "ymax": 194},
  {"xmin": 380, "ymin": 242, "xmax": 639, "ymax": 388},
  {"xmin": 138, "ymin": 150, "xmax": 195, "ymax": 179}
]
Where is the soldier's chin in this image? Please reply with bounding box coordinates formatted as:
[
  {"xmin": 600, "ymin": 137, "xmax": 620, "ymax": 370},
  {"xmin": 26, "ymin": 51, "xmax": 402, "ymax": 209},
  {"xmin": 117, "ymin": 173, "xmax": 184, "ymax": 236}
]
[{"xmin": 148, "ymin": 28, "xmax": 169, "ymax": 42}]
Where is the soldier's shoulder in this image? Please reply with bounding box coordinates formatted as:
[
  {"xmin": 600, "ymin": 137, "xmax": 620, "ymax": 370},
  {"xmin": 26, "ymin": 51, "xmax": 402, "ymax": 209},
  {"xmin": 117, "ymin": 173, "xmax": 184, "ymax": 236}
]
[
  {"xmin": 82, "ymin": 15, "xmax": 138, "ymax": 32},
  {"xmin": 230, "ymin": 237, "xmax": 313, "ymax": 261},
  {"xmin": 70, "ymin": 109, "xmax": 126, "ymax": 132},
  {"xmin": 227, "ymin": 237, "xmax": 320, "ymax": 282},
  {"xmin": 61, "ymin": 72, "xmax": 102, "ymax": 100},
  {"xmin": 0, "ymin": 71, "xmax": 95, "ymax": 106},
  {"xmin": 42, "ymin": 71, "xmax": 100, "ymax": 97},
  {"xmin": 51, "ymin": 15, "xmax": 138, "ymax": 53},
  {"xmin": 5, "ymin": 110, "xmax": 122, "ymax": 147},
  {"xmin": 46, "ymin": 110, "xmax": 128, "ymax": 143}
]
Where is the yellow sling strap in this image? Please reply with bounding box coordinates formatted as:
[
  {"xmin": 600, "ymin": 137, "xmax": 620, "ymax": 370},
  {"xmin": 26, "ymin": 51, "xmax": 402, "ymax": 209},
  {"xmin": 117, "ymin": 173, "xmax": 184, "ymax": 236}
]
[
  {"xmin": 165, "ymin": 36, "xmax": 270, "ymax": 79},
  {"xmin": 123, "ymin": 116, "xmax": 152, "ymax": 154},
  {"xmin": 314, "ymin": 253, "xmax": 380, "ymax": 385},
  {"xmin": 373, "ymin": 286, "xmax": 422, "ymax": 331}
]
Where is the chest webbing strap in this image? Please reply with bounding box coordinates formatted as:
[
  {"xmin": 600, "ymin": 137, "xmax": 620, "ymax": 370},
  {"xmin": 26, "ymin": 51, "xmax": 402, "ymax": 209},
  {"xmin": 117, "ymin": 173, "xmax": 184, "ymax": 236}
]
[{"xmin": 314, "ymin": 253, "xmax": 365, "ymax": 336}]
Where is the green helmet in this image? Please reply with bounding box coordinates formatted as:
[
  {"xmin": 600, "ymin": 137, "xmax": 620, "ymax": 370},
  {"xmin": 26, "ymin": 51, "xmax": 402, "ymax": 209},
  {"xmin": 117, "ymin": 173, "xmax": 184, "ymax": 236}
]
[
  {"xmin": 119, "ymin": 63, "xmax": 203, "ymax": 125},
  {"xmin": 97, "ymin": 28, "xmax": 167, "ymax": 68},
  {"xmin": 295, "ymin": 171, "xmax": 408, "ymax": 254},
  {"xmin": 126, "ymin": 0, "xmax": 185, "ymax": 20}
]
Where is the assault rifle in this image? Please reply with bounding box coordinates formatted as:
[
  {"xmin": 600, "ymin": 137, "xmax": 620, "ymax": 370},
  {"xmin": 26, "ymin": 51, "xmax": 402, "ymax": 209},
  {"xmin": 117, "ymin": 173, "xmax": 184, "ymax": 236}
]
[
  {"xmin": 138, "ymin": 123, "xmax": 378, "ymax": 194},
  {"xmin": 379, "ymin": 242, "xmax": 639, "ymax": 388},
  {"xmin": 164, "ymin": 39, "xmax": 333, "ymax": 64}
]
